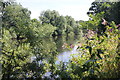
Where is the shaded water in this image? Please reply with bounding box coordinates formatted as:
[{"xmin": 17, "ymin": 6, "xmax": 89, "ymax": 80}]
[
  {"xmin": 31, "ymin": 35, "xmax": 81, "ymax": 63},
  {"xmin": 30, "ymin": 35, "xmax": 82, "ymax": 78}
]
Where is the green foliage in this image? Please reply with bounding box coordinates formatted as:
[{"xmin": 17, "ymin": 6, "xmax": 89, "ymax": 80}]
[
  {"xmin": 1, "ymin": 0, "xmax": 120, "ymax": 79},
  {"xmin": 1, "ymin": 28, "xmax": 32, "ymax": 79},
  {"xmin": 88, "ymin": 2, "xmax": 120, "ymax": 24},
  {"xmin": 69, "ymin": 20, "xmax": 120, "ymax": 79},
  {"xmin": 39, "ymin": 10, "xmax": 79, "ymax": 36},
  {"xmin": 2, "ymin": 4, "xmax": 31, "ymax": 28}
]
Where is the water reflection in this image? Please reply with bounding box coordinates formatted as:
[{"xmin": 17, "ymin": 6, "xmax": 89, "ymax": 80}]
[
  {"xmin": 31, "ymin": 45, "xmax": 80, "ymax": 64},
  {"xmin": 56, "ymin": 45, "xmax": 79, "ymax": 64},
  {"xmin": 30, "ymin": 35, "xmax": 82, "ymax": 78},
  {"xmin": 53, "ymin": 35, "xmax": 80, "ymax": 53},
  {"xmin": 31, "ymin": 35, "xmax": 81, "ymax": 63}
]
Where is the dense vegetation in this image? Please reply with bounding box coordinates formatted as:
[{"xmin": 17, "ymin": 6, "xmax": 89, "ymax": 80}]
[{"xmin": 0, "ymin": 0, "xmax": 120, "ymax": 80}]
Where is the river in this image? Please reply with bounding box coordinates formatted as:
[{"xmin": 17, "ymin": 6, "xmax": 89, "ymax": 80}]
[
  {"xmin": 30, "ymin": 35, "xmax": 82, "ymax": 78},
  {"xmin": 31, "ymin": 35, "xmax": 82, "ymax": 63}
]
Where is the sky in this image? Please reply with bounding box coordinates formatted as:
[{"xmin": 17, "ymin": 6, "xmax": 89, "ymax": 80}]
[{"xmin": 16, "ymin": 0, "xmax": 95, "ymax": 21}]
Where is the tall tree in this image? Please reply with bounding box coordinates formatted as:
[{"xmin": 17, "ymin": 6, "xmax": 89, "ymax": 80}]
[
  {"xmin": 39, "ymin": 10, "xmax": 67, "ymax": 35},
  {"xmin": 87, "ymin": 2, "xmax": 120, "ymax": 24}
]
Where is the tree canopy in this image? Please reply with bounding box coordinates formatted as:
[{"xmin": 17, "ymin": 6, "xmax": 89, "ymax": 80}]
[{"xmin": 0, "ymin": 0, "xmax": 120, "ymax": 79}]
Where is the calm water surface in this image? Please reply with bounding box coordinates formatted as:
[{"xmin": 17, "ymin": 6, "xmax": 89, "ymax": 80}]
[
  {"xmin": 31, "ymin": 35, "xmax": 82, "ymax": 78},
  {"xmin": 31, "ymin": 35, "xmax": 81, "ymax": 63}
]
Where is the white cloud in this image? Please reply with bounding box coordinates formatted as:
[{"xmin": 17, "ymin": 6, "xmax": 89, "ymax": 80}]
[
  {"xmin": 57, "ymin": 5, "xmax": 90, "ymax": 21},
  {"xmin": 16, "ymin": 0, "xmax": 95, "ymax": 21},
  {"xmin": 17, "ymin": 0, "xmax": 93, "ymax": 3}
]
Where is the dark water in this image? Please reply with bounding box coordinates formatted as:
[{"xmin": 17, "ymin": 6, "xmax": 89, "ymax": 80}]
[
  {"xmin": 31, "ymin": 35, "xmax": 82, "ymax": 63},
  {"xmin": 31, "ymin": 35, "xmax": 82, "ymax": 78}
]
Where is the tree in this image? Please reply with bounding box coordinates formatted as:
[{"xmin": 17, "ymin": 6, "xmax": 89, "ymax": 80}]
[
  {"xmin": 39, "ymin": 10, "xmax": 60, "ymax": 25},
  {"xmin": 39, "ymin": 10, "xmax": 67, "ymax": 35},
  {"xmin": 65, "ymin": 16, "xmax": 76, "ymax": 27},
  {"xmin": 1, "ymin": 28, "xmax": 32, "ymax": 79},
  {"xmin": 87, "ymin": 2, "xmax": 120, "ymax": 24}
]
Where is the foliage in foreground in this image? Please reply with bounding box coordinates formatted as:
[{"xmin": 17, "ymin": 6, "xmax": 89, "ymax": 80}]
[
  {"xmin": 0, "ymin": 0, "xmax": 120, "ymax": 80},
  {"xmin": 69, "ymin": 21, "xmax": 120, "ymax": 79}
]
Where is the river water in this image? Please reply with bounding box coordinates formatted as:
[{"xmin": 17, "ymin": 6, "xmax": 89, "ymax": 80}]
[
  {"xmin": 31, "ymin": 35, "xmax": 81, "ymax": 63},
  {"xmin": 56, "ymin": 45, "xmax": 79, "ymax": 64},
  {"xmin": 30, "ymin": 35, "xmax": 82, "ymax": 78}
]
